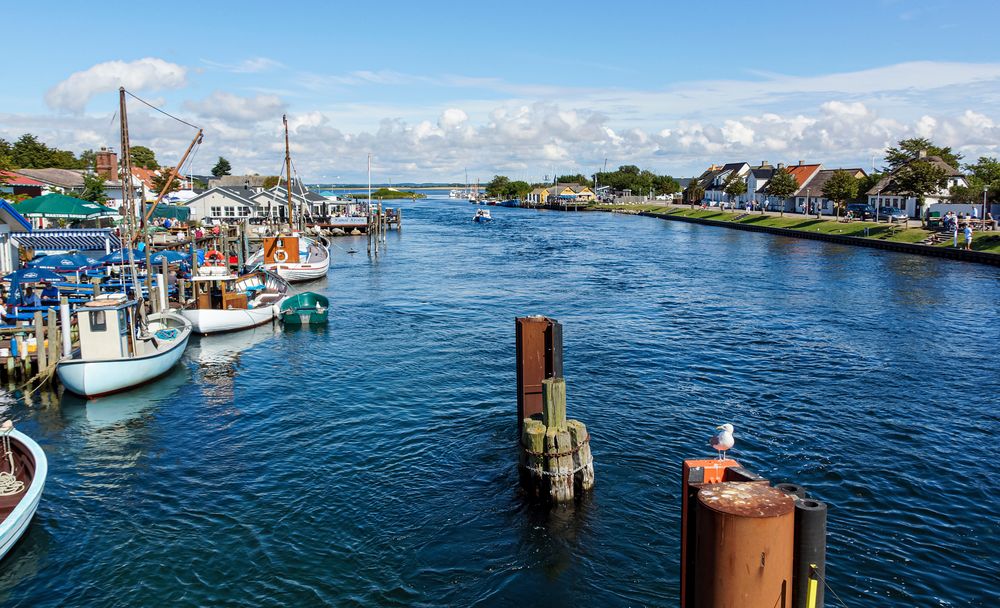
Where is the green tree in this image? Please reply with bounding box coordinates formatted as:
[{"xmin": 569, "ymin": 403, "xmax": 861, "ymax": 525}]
[
  {"xmin": 821, "ymin": 170, "xmax": 860, "ymax": 218},
  {"xmin": 77, "ymin": 149, "xmax": 97, "ymax": 171},
  {"xmin": 130, "ymin": 145, "xmax": 159, "ymax": 169},
  {"xmin": 857, "ymin": 172, "xmax": 883, "ymax": 202},
  {"xmin": 954, "ymin": 156, "xmax": 1000, "ymax": 206},
  {"xmin": 723, "ymin": 173, "xmax": 747, "ymax": 206},
  {"xmin": 765, "ymin": 168, "xmax": 798, "ymax": 216},
  {"xmin": 150, "ymin": 168, "xmax": 181, "ymax": 195},
  {"xmin": 509, "ymin": 180, "xmax": 532, "ymax": 199},
  {"xmin": 211, "ymin": 156, "xmax": 232, "ymax": 178},
  {"xmin": 485, "ymin": 175, "xmax": 512, "ymax": 198},
  {"xmin": 11, "ymin": 134, "xmax": 53, "ymax": 168},
  {"xmin": 884, "ymin": 137, "xmax": 962, "ymax": 172},
  {"xmin": 555, "ymin": 173, "xmax": 592, "ymax": 187},
  {"xmin": 79, "ymin": 173, "xmax": 108, "ymax": 204},
  {"xmin": 262, "ymin": 175, "xmax": 281, "ymax": 189},
  {"xmin": 684, "ymin": 180, "xmax": 705, "ymax": 208},
  {"xmin": 652, "ymin": 175, "xmax": 681, "ymax": 196},
  {"xmin": 894, "ymin": 160, "xmax": 948, "ymax": 221}
]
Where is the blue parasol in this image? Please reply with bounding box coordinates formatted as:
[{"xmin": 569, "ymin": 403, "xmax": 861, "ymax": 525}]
[
  {"xmin": 149, "ymin": 250, "xmax": 188, "ymax": 265},
  {"xmin": 98, "ymin": 249, "xmax": 146, "ymax": 265},
  {"xmin": 27, "ymin": 253, "xmax": 102, "ymax": 272}
]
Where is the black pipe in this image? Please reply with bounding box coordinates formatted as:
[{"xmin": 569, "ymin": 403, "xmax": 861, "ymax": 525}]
[{"xmin": 793, "ymin": 498, "xmax": 827, "ymax": 608}]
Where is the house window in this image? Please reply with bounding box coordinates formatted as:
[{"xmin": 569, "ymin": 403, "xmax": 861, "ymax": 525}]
[
  {"xmin": 210, "ymin": 206, "xmax": 222, "ymax": 217},
  {"xmin": 224, "ymin": 206, "xmax": 236, "ymax": 217},
  {"xmin": 238, "ymin": 207, "xmax": 251, "ymax": 217}
]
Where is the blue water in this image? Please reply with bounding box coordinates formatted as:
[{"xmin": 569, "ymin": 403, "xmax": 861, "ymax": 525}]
[{"xmin": 1, "ymin": 198, "xmax": 998, "ymax": 607}]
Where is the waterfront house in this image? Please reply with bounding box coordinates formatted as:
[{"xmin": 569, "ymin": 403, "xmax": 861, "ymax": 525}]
[
  {"xmin": 703, "ymin": 162, "xmax": 750, "ymax": 205},
  {"xmin": 527, "ymin": 183, "xmax": 596, "ymax": 205},
  {"xmin": 0, "ymin": 171, "xmax": 45, "ymax": 199},
  {"xmin": 793, "ymin": 168, "xmax": 867, "ymax": 215},
  {"xmin": 251, "ymin": 183, "xmax": 343, "ymax": 222},
  {"xmin": 132, "ymin": 166, "xmax": 193, "ymax": 202},
  {"xmin": 778, "ymin": 162, "xmax": 822, "ymax": 212},
  {"xmin": 746, "ymin": 162, "xmax": 774, "ymax": 207},
  {"xmin": 183, "ymin": 186, "xmax": 259, "ymax": 222},
  {"xmin": 865, "ymin": 152, "xmax": 966, "ymax": 218}
]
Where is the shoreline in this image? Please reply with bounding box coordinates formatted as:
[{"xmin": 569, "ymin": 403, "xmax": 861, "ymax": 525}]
[{"xmin": 598, "ymin": 204, "xmax": 1000, "ymax": 267}]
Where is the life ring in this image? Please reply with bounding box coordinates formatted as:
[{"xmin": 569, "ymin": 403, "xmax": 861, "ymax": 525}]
[
  {"xmin": 273, "ymin": 249, "xmax": 289, "ymax": 263},
  {"xmin": 205, "ymin": 250, "xmax": 225, "ymax": 266}
]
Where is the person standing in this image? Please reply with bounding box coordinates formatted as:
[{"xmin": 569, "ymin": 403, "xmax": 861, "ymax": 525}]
[
  {"xmin": 953, "ymin": 221, "xmax": 959, "ymax": 247},
  {"xmin": 964, "ymin": 223, "xmax": 973, "ymax": 250}
]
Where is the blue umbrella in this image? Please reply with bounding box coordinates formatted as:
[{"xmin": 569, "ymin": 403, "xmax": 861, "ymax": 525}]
[
  {"xmin": 4, "ymin": 268, "xmax": 64, "ymax": 283},
  {"xmin": 149, "ymin": 250, "xmax": 188, "ymax": 265},
  {"xmin": 27, "ymin": 253, "xmax": 101, "ymax": 272},
  {"xmin": 98, "ymin": 249, "xmax": 146, "ymax": 265}
]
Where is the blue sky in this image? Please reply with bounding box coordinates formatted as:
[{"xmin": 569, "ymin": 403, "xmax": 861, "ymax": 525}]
[{"xmin": 3, "ymin": 0, "xmax": 1000, "ymax": 182}]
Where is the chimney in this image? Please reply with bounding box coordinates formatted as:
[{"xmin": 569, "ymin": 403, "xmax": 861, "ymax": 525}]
[
  {"xmin": 777, "ymin": 163, "xmax": 785, "ymax": 170},
  {"xmin": 798, "ymin": 160, "xmax": 804, "ymax": 166},
  {"xmin": 95, "ymin": 147, "xmax": 118, "ymax": 180},
  {"xmin": 918, "ymin": 149, "xmax": 928, "ymax": 159},
  {"xmin": 760, "ymin": 160, "xmax": 769, "ymax": 168}
]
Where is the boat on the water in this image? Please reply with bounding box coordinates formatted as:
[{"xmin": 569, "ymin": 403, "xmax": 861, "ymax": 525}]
[
  {"xmin": 180, "ymin": 269, "xmax": 289, "ymax": 335},
  {"xmin": 473, "ymin": 209, "xmax": 492, "ymax": 222},
  {"xmin": 280, "ymin": 292, "xmax": 329, "ymax": 326},
  {"xmin": 56, "ymin": 294, "xmax": 193, "ymax": 398},
  {"xmin": 499, "ymin": 198, "xmax": 521, "ymax": 208},
  {"xmin": 246, "ymin": 234, "xmax": 330, "ymax": 283},
  {"xmin": 0, "ymin": 421, "xmax": 46, "ymax": 561}
]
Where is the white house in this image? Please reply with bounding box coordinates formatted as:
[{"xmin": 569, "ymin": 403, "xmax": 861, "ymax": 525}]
[
  {"xmin": 703, "ymin": 162, "xmax": 750, "ymax": 204},
  {"xmin": 746, "ymin": 162, "xmax": 775, "ymax": 206},
  {"xmin": 183, "ymin": 186, "xmax": 259, "ymax": 222},
  {"xmin": 866, "ymin": 152, "xmax": 966, "ymax": 218},
  {"xmin": 792, "ymin": 168, "xmax": 867, "ymax": 215}
]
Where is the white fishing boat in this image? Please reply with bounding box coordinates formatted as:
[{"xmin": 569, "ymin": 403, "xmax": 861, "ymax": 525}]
[
  {"xmin": 473, "ymin": 208, "xmax": 492, "ymax": 222},
  {"xmin": 56, "ymin": 294, "xmax": 193, "ymax": 398},
  {"xmin": 180, "ymin": 269, "xmax": 289, "ymax": 334},
  {"xmin": 0, "ymin": 421, "xmax": 46, "ymax": 561},
  {"xmin": 246, "ymin": 234, "xmax": 330, "ymax": 283}
]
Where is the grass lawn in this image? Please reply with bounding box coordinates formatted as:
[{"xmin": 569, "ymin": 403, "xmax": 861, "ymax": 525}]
[{"xmin": 595, "ymin": 204, "xmax": 1000, "ymax": 254}]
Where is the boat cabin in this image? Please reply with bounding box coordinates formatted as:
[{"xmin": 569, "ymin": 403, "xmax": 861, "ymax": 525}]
[
  {"xmin": 263, "ymin": 236, "xmax": 300, "ymax": 265},
  {"xmin": 191, "ymin": 273, "xmax": 249, "ymax": 311},
  {"xmin": 77, "ymin": 295, "xmax": 136, "ymax": 360}
]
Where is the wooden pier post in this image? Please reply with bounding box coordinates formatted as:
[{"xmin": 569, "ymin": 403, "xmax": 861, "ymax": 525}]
[
  {"xmin": 46, "ymin": 307, "xmax": 58, "ymax": 372},
  {"xmin": 59, "ymin": 297, "xmax": 71, "ymax": 358},
  {"xmin": 91, "ymin": 277, "xmax": 102, "ymax": 297},
  {"xmin": 33, "ymin": 312, "xmax": 45, "ymax": 375}
]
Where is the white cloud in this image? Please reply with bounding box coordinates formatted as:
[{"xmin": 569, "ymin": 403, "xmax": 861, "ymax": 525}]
[
  {"xmin": 46, "ymin": 58, "xmax": 187, "ymax": 113},
  {"xmin": 185, "ymin": 91, "xmax": 285, "ymax": 122}
]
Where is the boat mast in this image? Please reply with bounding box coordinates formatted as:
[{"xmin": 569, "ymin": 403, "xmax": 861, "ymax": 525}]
[
  {"xmin": 283, "ymin": 114, "xmax": 294, "ymax": 232},
  {"xmin": 367, "ymin": 152, "xmax": 372, "ymax": 215},
  {"xmin": 118, "ymin": 87, "xmax": 144, "ymax": 341}
]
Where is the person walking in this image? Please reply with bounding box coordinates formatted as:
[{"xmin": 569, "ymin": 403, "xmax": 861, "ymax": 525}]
[
  {"xmin": 964, "ymin": 223, "xmax": 973, "ymax": 250},
  {"xmin": 953, "ymin": 221, "xmax": 959, "ymax": 247}
]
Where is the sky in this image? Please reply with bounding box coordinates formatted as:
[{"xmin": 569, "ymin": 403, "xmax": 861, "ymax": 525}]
[{"xmin": 3, "ymin": 0, "xmax": 1000, "ymax": 183}]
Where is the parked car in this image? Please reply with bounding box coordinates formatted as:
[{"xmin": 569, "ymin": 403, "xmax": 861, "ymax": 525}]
[
  {"xmin": 846, "ymin": 203, "xmax": 876, "ymax": 219},
  {"xmin": 877, "ymin": 206, "xmax": 908, "ymax": 221}
]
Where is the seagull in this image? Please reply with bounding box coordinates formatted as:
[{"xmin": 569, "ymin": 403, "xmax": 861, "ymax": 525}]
[{"xmin": 710, "ymin": 423, "xmax": 735, "ymax": 460}]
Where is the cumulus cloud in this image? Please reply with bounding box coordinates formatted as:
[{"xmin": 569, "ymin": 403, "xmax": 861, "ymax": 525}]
[
  {"xmin": 46, "ymin": 58, "xmax": 187, "ymax": 113},
  {"xmin": 185, "ymin": 91, "xmax": 285, "ymax": 122},
  {"xmin": 203, "ymin": 57, "xmax": 284, "ymax": 73}
]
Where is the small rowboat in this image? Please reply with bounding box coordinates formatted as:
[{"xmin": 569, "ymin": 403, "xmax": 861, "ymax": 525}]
[
  {"xmin": 279, "ymin": 292, "xmax": 329, "ymax": 326},
  {"xmin": 0, "ymin": 421, "xmax": 46, "ymax": 561}
]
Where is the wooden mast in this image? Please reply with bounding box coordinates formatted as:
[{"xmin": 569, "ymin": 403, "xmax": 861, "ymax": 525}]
[
  {"xmin": 118, "ymin": 87, "xmax": 144, "ymax": 345},
  {"xmin": 283, "ymin": 114, "xmax": 294, "ymax": 232}
]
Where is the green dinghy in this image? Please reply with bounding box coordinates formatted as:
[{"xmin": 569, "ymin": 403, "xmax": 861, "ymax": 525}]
[{"xmin": 279, "ymin": 292, "xmax": 329, "ymax": 326}]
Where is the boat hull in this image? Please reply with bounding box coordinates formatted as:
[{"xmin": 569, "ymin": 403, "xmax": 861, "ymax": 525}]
[
  {"xmin": 0, "ymin": 429, "xmax": 46, "ymax": 561},
  {"xmin": 264, "ymin": 258, "xmax": 330, "ymax": 283},
  {"xmin": 180, "ymin": 305, "xmax": 279, "ymax": 335},
  {"xmin": 279, "ymin": 292, "xmax": 329, "ymax": 326},
  {"xmin": 56, "ymin": 315, "xmax": 192, "ymax": 397}
]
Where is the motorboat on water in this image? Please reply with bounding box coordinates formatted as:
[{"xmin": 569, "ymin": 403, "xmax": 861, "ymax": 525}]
[
  {"xmin": 56, "ymin": 294, "xmax": 192, "ymax": 398},
  {"xmin": 245, "ymin": 234, "xmax": 330, "ymax": 283},
  {"xmin": 180, "ymin": 268, "xmax": 289, "ymax": 334},
  {"xmin": 473, "ymin": 209, "xmax": 492, "ymax": 222},
  {"xmin": 0, "ymin": 421, "xmax": 46, "ymax": 561},
  {"xmin": 280, "ymin": 292, "xmax": 329, "ymax": 326}
]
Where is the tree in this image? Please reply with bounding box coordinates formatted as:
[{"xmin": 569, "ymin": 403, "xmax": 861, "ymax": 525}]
[
  {"xmin": 884, "ymin": 137, "xmax": 962, "ymax": 172},
  {"xmin": 765, "ymin": 168, "xmax": 798, "ymax": 216},
  {"xmin": 555, "ymin": 174, "xmax": 592, "ymax": 187},
  {"xmin": 211, "ymin": 157, "xmax": 232, "ymax": 178},
  {"xmin": 684, "ymin": 180, "xmax": 705, "ymax": 208},
  {"xmin": 262, "ymin": 175, "xmax": 281, "ymax": 189},
  {"xmin": 857, "ymin": 172, "xmax": 883, "ymax": 202},
  {"xmin": 485, "ymin": 175, "xmax": 512, "ymax": 198},
  {"xmin": 130, "ymin": 146, "xmax": 159, "ymax": 169},
  {"xmin": 894, "ymin": 160, "xmax": 948, "ymax": 221},
  {"xmin": 79, "ymin": 173, "xmax": 108, "ymax": 204},
  {"xmin": 652, "ymin": 175, "xmax": 681, "ymax": 196},
  {"xmin": 509, "ymin": 180, "xmax": 532, "ymax": 199},
  {"xmin": 821, "ymin": 170, "xmax": 860, "ymax": 218},
  {"xmin": 77, "ymin": 149, "xmax": 97, "ymax": 171},
  {"xmin": 150, "ymin": 168, "xmax": 181, "ymax": 195},
  {"xmin": 955, "ymin": 156, "xmax": 1000, "ymax": 206},
  {"xmin": 723, "ymin": 173, "xmax": 747, "ymax": 207},
  {"xmin": 10, "ymin": 134, "xmax": 53, "ymax": 168}
]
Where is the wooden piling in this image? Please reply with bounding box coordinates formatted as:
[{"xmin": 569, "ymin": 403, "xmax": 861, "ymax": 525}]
[
  {"xmin": 46, "ymin": 307, "xmax": 58, "ymax": 370},
  {"xmin": 567, "ymin": 419, "xmax": 595, "ymax": 492},
  {"xmin": 545, "ymin": 427, "xmax": 574, "ymax": 503},
  {"xmin": 91, "ymin": 277, "xmax": 102, "ymax": 297},
  {"xmin": 33, "ymin": 312, "xmax": 46, "ymax": 374},
  {"xmin": 542, "ymin": 378, "xmax": 567, "ymax": 431}
]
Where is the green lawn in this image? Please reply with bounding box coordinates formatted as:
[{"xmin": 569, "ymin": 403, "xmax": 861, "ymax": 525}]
[{"xmin": 595, "ymin": 204, "xmax": 1000, "ymax": 254}]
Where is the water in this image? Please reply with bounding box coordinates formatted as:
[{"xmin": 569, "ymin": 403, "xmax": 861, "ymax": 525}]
[{"xmin": 1, "ymin": 199, "xmax": 998, "ymax": 607}]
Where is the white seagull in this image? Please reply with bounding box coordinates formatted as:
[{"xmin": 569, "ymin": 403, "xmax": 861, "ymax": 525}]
[{"xmin": 709, "ymin": 423, "xmax": 735, "ymax": 460}]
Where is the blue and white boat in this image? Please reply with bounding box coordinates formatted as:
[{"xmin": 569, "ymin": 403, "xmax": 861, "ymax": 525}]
[
  {"xmin": 56, "ymin": 294, "xmax": 192, "ymax": 397},
  {"xmin": 473, "ymin": 209, "xmax": 492, "ymax": 223},
  {"xmin": 0, "ymin": 422, "xmax": 46, "ymax": 561}
]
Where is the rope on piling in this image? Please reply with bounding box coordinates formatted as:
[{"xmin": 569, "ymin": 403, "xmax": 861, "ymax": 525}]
[
  {"xmin": 529, "ymin": 457, "xmax": 595, "ymax": 478},
  {"xmin": 0, "ymin": 429, "xmax": 25, "ymax": 496}
]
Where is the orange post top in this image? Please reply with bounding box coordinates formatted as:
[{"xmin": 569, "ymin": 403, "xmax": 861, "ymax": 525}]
[{"xmin": 683, "ymin": 458, "xmax": 740, "ymax": 485}]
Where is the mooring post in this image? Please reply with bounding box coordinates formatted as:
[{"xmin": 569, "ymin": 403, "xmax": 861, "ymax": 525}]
[
  {"xmin": 33, "ymin": 311, "xmax": 45, "ymax": 374},
  {"xmin": 59, "ymin": 297, "xmax": 71, "ymax": 358},
  {"xmin": 46, "ymin": 306, "xmax": 58, "ymax": 371}
]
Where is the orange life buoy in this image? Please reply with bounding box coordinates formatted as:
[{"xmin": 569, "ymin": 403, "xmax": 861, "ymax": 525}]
[
  {"xmin": 273, "ymin": 249, "xmax": 289, "ymax": 263},
  {"xmin": 205, "ymin": 250, "xmax": 225, "ymax": 266}
]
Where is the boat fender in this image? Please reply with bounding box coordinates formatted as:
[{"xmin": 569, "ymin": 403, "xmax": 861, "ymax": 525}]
[
  {"xmin": 205, "ymin": 250, "xmax": 225, "ymax": 266},
  {"xmin": 274, "ymin": 249, "xmax": 289, "ymax": 263}
]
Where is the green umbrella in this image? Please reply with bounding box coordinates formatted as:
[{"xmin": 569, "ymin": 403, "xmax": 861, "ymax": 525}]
[{"xmin": 14, "ymin": 193, "xmax": 118, "ymax": 219}]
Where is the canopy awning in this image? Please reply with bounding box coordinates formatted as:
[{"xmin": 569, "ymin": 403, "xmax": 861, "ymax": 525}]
[
  {"xmin": 14, "ymin": 193, "xmax": 118, "ymax": 219},
  {"xmin": 146, "ymin": 204, "xmax": 191, "ymax": 220}
]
